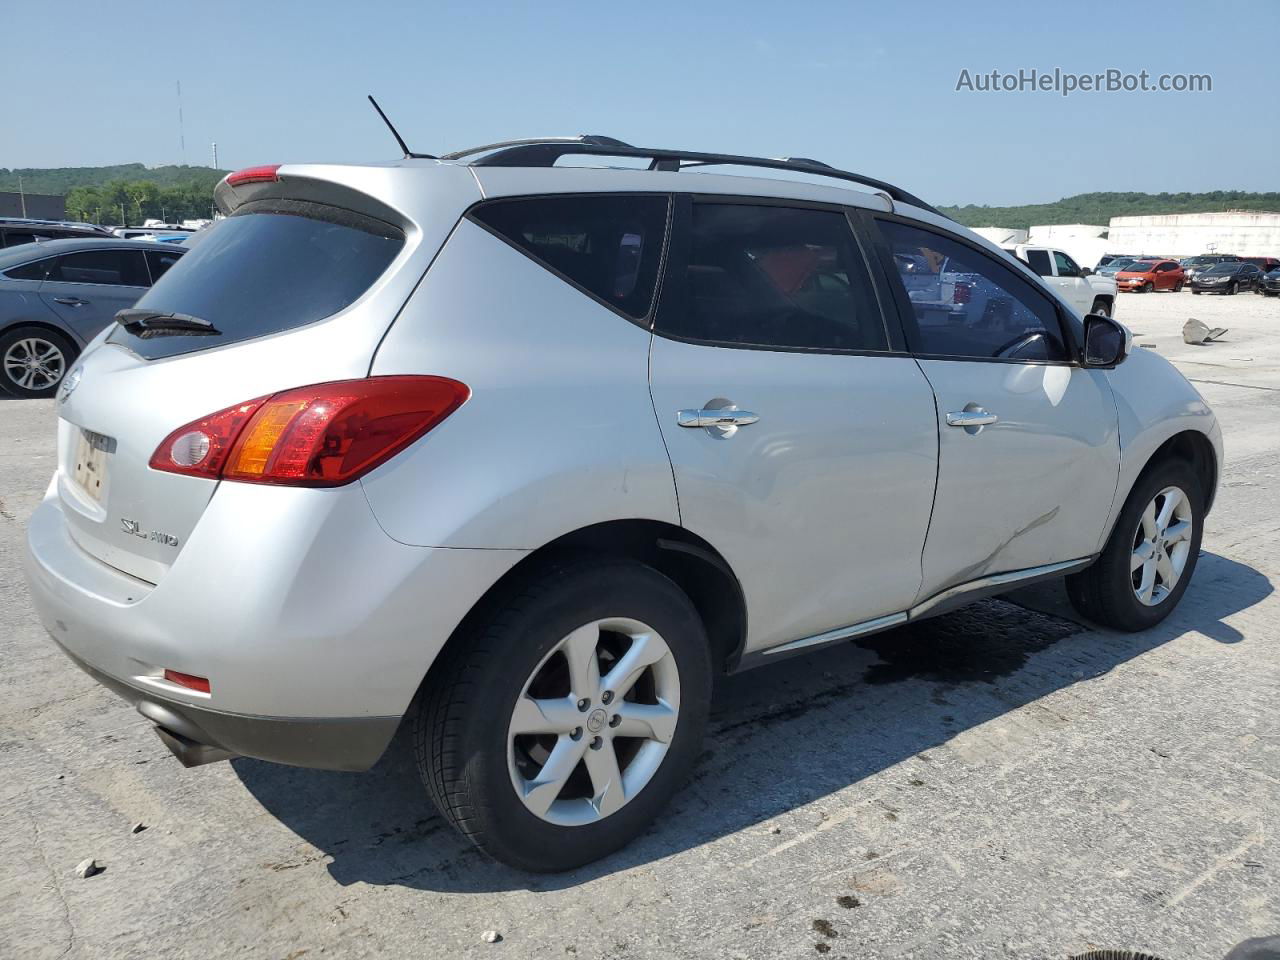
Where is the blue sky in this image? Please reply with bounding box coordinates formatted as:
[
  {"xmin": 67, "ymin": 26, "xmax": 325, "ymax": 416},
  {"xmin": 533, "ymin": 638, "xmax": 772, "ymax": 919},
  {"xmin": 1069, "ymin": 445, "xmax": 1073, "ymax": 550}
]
[{"xmin": 5, "ymin": 0, "xmax": 1276, "ymax": 206}]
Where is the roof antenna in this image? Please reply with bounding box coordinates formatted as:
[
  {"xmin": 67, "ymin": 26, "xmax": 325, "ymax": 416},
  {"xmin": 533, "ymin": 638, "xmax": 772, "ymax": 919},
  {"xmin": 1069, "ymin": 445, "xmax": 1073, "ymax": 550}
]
[{"xmin": 367, "ymin": 95, "xmax": 435, "ymax": 159}]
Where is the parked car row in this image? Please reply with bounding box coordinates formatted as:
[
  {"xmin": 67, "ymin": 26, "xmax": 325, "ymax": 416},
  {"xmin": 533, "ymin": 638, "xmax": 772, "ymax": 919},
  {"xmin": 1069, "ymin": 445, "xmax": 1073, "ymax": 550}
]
[{"xmin": 1092, "ymin": 251, "xmax": 1280, "ymax": 296}]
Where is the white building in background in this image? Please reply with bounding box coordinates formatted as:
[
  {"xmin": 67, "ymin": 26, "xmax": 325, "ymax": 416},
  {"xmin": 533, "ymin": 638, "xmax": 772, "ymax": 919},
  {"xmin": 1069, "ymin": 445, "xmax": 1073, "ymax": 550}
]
[
  {"xmin": 1107, "ymin": 211, "xmax": 1280, "ymax": 258},
  {"xmin": 971, "ymin": 226, "xmax": 1028, "ymax": 246}
]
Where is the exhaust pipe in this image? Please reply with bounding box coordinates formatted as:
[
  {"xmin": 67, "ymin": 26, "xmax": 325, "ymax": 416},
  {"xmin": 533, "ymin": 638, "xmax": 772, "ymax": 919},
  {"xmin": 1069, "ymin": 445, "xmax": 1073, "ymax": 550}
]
[{"xmin": 154, "ymin": 725, "xmax": 235, "ymax": 767}]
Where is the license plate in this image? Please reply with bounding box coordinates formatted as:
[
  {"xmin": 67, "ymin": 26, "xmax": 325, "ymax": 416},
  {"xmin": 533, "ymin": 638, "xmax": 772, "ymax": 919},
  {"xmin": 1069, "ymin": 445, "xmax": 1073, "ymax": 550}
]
[{"xmin": 73, "ymin": 429, "xmax": 114, "ymax": 504}]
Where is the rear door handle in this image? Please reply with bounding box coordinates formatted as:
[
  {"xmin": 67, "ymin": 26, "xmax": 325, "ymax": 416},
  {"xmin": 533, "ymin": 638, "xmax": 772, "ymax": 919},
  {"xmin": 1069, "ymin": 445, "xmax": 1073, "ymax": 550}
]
[
  {"xmin": 54, "ymin": 297, "xmax": 88, "ymax": 306},
  {"xmin": 677, "ymin": 409, "xmax": 760, "ymax": 428},
  {"xmin": 946, "ymin": 409, "xmax": 998, "ymax": 428}
]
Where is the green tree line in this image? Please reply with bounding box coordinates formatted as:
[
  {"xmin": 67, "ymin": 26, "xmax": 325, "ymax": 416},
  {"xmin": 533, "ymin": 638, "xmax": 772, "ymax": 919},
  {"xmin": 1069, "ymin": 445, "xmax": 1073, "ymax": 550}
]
[
  {"xmin": 63, "ymin": 179, "xmax": 218, "ymax": 226},
  {"xmin": 940, "ymin": 190, "xmax": 1280, "ymax": 231},
  {"xmin": 0, "ymin": 163, "xmax": 225, "ymax": 195}
]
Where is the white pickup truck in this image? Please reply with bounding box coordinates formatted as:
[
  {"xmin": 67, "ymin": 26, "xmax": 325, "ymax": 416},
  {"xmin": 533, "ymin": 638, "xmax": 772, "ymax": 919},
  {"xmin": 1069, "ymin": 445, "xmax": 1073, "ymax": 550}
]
[{"xmin": 1002, "ymin": 244, "xmax": 1117, "ymax": 318}]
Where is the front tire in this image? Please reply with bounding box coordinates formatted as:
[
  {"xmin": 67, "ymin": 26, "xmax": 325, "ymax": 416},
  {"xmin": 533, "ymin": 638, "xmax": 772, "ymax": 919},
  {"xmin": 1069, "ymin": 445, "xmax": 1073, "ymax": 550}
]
[
  {"xmin": 0, "ymin": 326, "xmax": 76, "ymax": 399},
  {"xmin": 1227, "ymin": 282, "xmax": 1238, "ymax": 296},
  {"xmin": 1090, "ymin": 298, "xmax": 1111, "ymax": 317},
  {"xmin": 1141, "ymin": 282, "xmax": 1153, "ymax": 294},
  {"xmin": 1067, "ymin": 459, "xmax": 1203, "ymax": 631},
  {"xmin": 414, "ymin": 560, "xmax": 712, "ymax": 871}
]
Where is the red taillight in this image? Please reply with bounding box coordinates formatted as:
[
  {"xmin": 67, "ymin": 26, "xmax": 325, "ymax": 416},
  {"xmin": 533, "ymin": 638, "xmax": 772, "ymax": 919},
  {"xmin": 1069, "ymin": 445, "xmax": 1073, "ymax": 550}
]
[
  {"xmin": 150, "ymin": 377, "xmax": 470, "ymax": 487},
  {"xmin": 953, "ymin": 281, "xmax": 971, "ymax": 305},
  {"xmin": 163, "ymin": 669, "xmax": 210, "ymax": 693},
  {"xmin": 226, "ymin": 164, "xmax": 281, "ymax": 187}
]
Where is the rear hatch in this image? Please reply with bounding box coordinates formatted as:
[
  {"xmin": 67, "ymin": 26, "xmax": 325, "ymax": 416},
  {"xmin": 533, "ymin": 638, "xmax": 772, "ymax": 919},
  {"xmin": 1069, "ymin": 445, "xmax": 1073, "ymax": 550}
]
[{"xmin": 54, "ymin": 162, "xmax": 478, "ymax": 583}]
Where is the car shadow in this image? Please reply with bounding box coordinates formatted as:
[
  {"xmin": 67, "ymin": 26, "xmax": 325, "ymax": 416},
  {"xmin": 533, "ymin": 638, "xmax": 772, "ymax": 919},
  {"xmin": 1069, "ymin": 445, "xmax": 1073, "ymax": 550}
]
[{"xmin": 232, "ymin": 551, "xmax": 1271, "ymax": 892}]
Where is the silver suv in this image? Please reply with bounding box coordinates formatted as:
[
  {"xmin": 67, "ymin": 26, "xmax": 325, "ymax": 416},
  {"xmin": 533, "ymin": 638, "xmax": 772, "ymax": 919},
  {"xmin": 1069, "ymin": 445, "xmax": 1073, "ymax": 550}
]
[{"xmin": 24, "ymin": 139, "xmax": 1222, "ymax": 871}]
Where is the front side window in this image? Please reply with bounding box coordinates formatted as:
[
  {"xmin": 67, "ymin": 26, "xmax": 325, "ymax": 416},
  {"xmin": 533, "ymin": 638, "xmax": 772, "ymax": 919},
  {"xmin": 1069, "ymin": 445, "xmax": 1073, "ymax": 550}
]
[
  {"xmin": 880, "ymin": 220, "xmax": 1068, "ymax": 362},
  {"xmin": 49, "ymin": 249, "xmax": 149, "ymax": 286},
  {"xmin": 471, "ymin": 194, "xmax": 668, "ymax": 321},
  {"xmin": 1053, "ymin": 251, "xmax": 1081, "ymax": 277},
  {"xmin": 656, "ymin": 202, "xmax": 887, "ymax": 352},
  {"xmin": 146, "ymin": 249, "xmax": 182, "ymax": 283}
]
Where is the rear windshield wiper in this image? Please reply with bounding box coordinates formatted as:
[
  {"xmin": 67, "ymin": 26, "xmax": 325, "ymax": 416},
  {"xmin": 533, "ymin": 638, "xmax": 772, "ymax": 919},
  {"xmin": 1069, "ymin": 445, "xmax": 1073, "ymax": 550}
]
[{"xmin": 115, "ymin": 308, "xmax": 221, "ymax": 338}]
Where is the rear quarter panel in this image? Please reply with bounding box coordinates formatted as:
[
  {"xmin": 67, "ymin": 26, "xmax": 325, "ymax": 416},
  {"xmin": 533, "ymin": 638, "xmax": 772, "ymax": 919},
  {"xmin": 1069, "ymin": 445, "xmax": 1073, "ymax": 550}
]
[{"xmin": 363, "ymin": 217, "xmax": 680, "ymax": 548}]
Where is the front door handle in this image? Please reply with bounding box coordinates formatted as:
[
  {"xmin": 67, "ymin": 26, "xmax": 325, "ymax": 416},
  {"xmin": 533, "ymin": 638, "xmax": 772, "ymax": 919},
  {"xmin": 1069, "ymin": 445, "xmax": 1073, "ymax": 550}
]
[
  {"xmin": 53, "ymin": 297, "xmax": 88, "ymax": 306},
  {"xmin": 677, "ymin": 408, "xmax": 760, "ymax": 429},
  {"xmin": 946, "ymin": 409, "xmax": 998, "ymax": 428}
]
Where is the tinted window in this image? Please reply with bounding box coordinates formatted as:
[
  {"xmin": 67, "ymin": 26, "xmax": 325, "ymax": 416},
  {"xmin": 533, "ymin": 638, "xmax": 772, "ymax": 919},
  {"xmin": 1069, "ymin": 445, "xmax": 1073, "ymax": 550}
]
[
  {"xmin": 881, "ymin": 220, "xmax": 1067, "ymax": 362},
  {"xmin": 1053, "ymin": 251, "xmax": 1081, "ymax": 277},
  {"xmin": 49, "ymin": 249, "xmax": 149, "ymax": 286},
  {"xmin": 107, "ymin": 200, "xmax": 404, "ymax": 360},
  {"xmin": 1024, "ymin": 249, "xmax": 1052, "ymax": 276},
  {"xmin": 4, "ymin": 258, "xmax": 53, "ymax": 281},
  {"xmin": 471, "ymin": 195, "xmax": 667, "ymax": 320},
  {"xmin": 656, "ymin": 203, "xmax": 887, "ymax": 352},
  {"xmin": 146, "ymin": 249, "xmax": 182, "ymax": 283},
  {"xmin": 3, "ymin": 231, "xmax": 41, "ymax": 247}
]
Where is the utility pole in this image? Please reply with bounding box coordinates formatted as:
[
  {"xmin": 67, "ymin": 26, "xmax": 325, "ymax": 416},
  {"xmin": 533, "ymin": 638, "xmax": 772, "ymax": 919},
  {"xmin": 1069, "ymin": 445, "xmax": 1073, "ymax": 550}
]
[
  {"xmin": 177, "ymin": 81, "xmax": 186, "ymax": 163},
  {"xmin": 212, "ymin": 141, "xmax": 218, "ymax": 170},
  {"xmin": 18, "ymin": 174, "xmax": 26, "ymax": 217}
]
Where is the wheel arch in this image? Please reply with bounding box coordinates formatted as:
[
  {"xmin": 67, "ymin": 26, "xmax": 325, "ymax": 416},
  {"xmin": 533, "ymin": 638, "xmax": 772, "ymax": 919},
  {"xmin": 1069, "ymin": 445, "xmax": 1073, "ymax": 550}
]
[
  {"xmin": 422, "ymin": 520, "xmax": 748, "ymax": 694},
  {"xmin": 1114, "ymin": 429, "xmax": 1219, "ymax": 539},
  {"xmin": 0, "ymin": 317, "xmax": 84, "ymax": 350}
]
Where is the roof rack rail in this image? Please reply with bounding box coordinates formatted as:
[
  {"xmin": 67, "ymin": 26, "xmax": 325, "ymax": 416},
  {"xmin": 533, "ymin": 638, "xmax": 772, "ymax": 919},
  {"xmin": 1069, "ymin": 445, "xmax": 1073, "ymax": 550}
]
[{"xmin": 441, "ymin": 137, "xmax": 939, "ymax": 215}]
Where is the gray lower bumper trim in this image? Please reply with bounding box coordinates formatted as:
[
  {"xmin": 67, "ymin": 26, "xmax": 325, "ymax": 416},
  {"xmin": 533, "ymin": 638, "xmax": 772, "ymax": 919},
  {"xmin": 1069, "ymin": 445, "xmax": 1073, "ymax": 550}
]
[{"xmin": 54, "ymin": 638, "xmax": 401, "ymax": 772}]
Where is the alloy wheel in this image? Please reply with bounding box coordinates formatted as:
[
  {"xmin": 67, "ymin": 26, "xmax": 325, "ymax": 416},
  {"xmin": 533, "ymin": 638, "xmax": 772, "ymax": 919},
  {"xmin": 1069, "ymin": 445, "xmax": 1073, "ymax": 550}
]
[
  {"xmin": 1131, "ymin": 485, "xmax": 1194, "ymax": 606},
  {"xmin": 508, "ymin": 617, "xmax": 680, "ymax": 826},
  {"xmin": 3, "ymin": 336, "xmax": 66, "ymax": 392}
]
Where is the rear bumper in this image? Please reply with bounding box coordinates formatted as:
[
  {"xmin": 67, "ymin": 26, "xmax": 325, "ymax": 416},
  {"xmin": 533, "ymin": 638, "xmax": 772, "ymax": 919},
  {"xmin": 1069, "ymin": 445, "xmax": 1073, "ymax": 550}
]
[
  {"xmin": 54, "ymin": 637, "xmax": 398, "ymax": 770},
  {"xmin": 23, "ymin": 477, "xmax": 526, "ymax": 768}
]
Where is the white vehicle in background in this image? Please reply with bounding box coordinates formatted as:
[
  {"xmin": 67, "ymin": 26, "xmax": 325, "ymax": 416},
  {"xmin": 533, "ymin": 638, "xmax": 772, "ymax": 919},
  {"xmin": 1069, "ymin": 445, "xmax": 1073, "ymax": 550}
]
[{"xmin": 1004, "ymin": 244, "xmax": 1117, "ymax": 318}]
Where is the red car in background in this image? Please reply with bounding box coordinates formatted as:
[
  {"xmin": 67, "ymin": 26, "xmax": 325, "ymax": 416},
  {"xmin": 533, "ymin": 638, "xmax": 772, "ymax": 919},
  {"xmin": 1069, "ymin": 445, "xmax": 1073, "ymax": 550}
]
[{"xmin": 1115, "ymin": 259, "xmax": 1185, "ymax": 293}]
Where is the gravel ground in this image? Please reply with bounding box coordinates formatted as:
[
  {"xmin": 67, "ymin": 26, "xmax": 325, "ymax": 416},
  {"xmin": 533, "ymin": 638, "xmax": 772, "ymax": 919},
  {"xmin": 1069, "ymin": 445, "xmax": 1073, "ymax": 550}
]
[{"xmin": 2, "ymin": 287, "xmax": 1278, "ymax": 960}]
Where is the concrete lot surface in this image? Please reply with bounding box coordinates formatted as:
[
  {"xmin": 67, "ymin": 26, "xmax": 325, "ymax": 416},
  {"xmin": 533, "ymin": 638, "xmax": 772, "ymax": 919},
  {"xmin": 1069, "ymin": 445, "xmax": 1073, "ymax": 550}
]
[{"xmin": 2, "ymin": 288, "xmax": 1278, "ymax": 959}]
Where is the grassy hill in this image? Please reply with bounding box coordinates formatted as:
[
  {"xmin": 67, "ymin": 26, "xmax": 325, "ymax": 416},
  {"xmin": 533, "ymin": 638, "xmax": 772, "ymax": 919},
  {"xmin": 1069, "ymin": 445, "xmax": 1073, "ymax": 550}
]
[
  {"xmin": 940, "ymin": 191, "xmax": 1280, "ymax": 231},
  {"xmin": 0, "ymin": 164, "xmax": 226, "ymax": 195}
]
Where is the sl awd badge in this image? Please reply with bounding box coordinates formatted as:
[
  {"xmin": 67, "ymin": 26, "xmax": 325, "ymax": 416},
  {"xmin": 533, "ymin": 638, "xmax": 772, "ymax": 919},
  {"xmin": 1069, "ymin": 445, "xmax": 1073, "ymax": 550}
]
[{"xmin": 120, "ymin": 519, "xmax": 180, "ymax": 548}]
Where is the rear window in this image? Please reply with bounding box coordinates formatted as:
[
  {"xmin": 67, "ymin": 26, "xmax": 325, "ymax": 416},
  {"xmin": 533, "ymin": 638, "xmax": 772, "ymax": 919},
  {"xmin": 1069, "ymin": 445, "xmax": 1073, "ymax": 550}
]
[{"xmin": 107, "ymin": 199, "xmax": 404, "ymax": 359}]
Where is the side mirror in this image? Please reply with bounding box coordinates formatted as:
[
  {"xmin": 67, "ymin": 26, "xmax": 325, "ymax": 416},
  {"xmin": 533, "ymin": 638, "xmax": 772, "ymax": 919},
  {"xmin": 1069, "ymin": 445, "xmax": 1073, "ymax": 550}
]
[
  {"xmin": 1080, "ymin": 267, "xmax": 1093, "ymax": 277},
  {"xmin": 1082, "ymin": 314, "xmax": 1131, "ymax": 368}
]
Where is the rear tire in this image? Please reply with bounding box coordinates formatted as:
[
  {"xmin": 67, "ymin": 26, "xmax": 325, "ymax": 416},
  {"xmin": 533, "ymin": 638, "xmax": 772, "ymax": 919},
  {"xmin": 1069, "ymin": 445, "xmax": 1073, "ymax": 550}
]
[
  {"xmin": 1067, "ymin": 459, "xmax": 1203, "ymax": 632},
  {"xmin": 0, "ymin": 326, "xmax": 76, "ymax": 399},
  {"xmin": 1173, "ymin": 280, "xmax": 1184, "ymax": 292},
  {"xmin": 414, "ymin": 559, "xmax": 712, "ymax": 871}
]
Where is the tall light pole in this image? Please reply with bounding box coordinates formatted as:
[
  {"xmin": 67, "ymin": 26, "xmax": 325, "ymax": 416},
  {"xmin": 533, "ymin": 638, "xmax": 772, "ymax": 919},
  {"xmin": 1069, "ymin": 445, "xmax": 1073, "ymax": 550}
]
[
  {"xmin": 212, "ymin": 142, "xmax": 218, "ymax": 170},
  {"xmin": 18, "ymin": 174, "xmax": 26, "ymax": 217}
]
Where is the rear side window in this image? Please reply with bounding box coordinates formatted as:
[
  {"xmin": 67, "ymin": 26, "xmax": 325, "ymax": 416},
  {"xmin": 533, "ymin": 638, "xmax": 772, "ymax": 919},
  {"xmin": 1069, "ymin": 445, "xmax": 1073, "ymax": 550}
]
[
  {"xmin": 470, "ymin": 195, "xmax": 668, "ymax": 321},
  {"xmin": 656, "ymin": 202, "xmax": 888, "ymax": 352},
  {"xmin": 880, "ymin": 220, "xmax": 1067, "ymax": 362},
  {"xmin": 4, "ymin": 258, "xmax": 52, "ymax": 280},
  {"xmin": 108, "ymin": 199, "xmax": 404, "ymax": 360},
  {"xmin": 1024, "ymin": 249, "xmax": 1052, "ymax": 276},
  {"xmin": 49, "ymin": 249, "xmax": 149, "ymax": 286}
]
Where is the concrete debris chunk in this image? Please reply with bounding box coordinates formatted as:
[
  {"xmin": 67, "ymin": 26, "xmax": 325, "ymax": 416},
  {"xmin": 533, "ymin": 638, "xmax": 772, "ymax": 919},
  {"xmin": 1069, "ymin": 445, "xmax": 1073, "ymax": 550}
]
[
  {"xmin": 75, "ymin": 858, "xmax": 102, "ymax": 879},
  {"xmin": 481, "ymin": 930, "xmax": 503, "ymax": 944},
  {"xmin": 1183, "ymin": 319, "xmax": 1229, "ymax": 345},
  {"xmin": 130, "ymin": 822, "xmax": 147, "ymax": 834}
]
